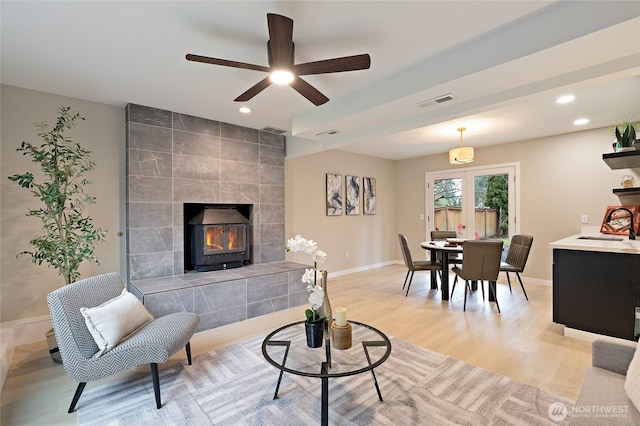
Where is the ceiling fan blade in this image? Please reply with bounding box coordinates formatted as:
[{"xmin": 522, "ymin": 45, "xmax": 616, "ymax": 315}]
[
  {"xmin": 294, "ymin": 54, "xmax": 371, "ymax": 75},
  {"xmin": 290, "ymin": 76, "xmax": 329, "ymax": 106},
  {"xmin": 234, "ymin": 77, "xmax": 272, "ymax": 102},
  {"xmin": 186, "ymin": 54, "xmax": 270, "ymax": 73},
  {"xmin": 267, "ymin": 13, "xmax": 294, "ymax": 67}
]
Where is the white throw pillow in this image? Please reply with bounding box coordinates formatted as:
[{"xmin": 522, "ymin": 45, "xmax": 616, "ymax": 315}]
[
  {"xmin": 625, "ymin": 342, "xmax": 640, "ymax": 411},
  {"xmin": 80, "ymin": 289, "xmax": 153, "ymax": 357}
]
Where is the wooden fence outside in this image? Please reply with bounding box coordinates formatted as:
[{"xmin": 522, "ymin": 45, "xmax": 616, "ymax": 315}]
[{"xmin": 434, "ymin": 206, "xmax": 499, "ymax": 238}]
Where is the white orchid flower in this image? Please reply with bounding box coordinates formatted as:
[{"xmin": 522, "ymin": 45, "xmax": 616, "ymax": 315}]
[
  {"xmin": 285, "ymin": 235, "xmax": 328, "ymax": 319},
  {"xmin": 312, "ymin": 250, "xmax": 326, "ymax": 263},
  {"xmin": 307, "ymin": 285, "xmax": 324, "ymax": 311},
  {"xmin": 301, "ymin": 268, "xmax": 316, "ymax": 284}
]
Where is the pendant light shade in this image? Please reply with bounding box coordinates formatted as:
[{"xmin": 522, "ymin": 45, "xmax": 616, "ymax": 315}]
[{"xmin": 449, "ymin": 127, "xmax": 474, "ymax": 164}]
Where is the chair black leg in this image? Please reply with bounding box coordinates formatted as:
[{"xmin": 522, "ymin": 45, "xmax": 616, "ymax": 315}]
[
  {"xmin": 463, "ymin": 280, "xmax": 469, "ymax": 311},
  {"xmin": 151, "ymin": 363, "xmax": 161, "ymax": 409},
  {"xmin": 506, "ymin": 272, "xmax": 512, "ymax": 293},
  {"xmin": 480, "ymin": 281, "xmax": 485, "ymax": 300},
  {"xmin": 516, "ymin": 273, "xmax": 529, "ymax": 301},
  {"xmin": 488, "ymin": 281, "xmax": 501, "ymax": 313},
  {"xmin": 405, "ymin": 271, "xmax": 415, "ymax": 297},
  {"xmin": 450, "ymin": 275, "xmax": 458, "ymax": 298},
  {"xmin": 402, "ymin": 270, "xmax": 410, "ymax": 290},
  {"xmin": 68, "ymin": 382, "xmax": 87, "ymax": 413},
  {"xmin": 185, "ymin": 341, "xmax": 193, "ymax": 365}
]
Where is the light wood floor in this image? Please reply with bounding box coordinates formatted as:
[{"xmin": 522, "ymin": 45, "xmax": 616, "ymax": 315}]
[{"xmin": 1, "ymin": 265, "xmax": 592, "ymax": 425}]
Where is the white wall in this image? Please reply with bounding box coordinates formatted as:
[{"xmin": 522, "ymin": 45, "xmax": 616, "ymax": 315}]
[
  {"xmin": 1, "ymin": 85, "xmax": 125, "ymax": 322},
  {"xmin": 284, "ymin": 150, "xmax": 397, "ymax": 274}
]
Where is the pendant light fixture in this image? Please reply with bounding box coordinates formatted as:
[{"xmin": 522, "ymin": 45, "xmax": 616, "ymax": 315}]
[{"xmin": 449, "ymin": 127, "xmax": 474, "ymax": 164}]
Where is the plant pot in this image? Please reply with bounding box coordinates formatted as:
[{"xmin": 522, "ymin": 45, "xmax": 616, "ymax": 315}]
[
  {"xmin": 618, "ymin": 147, "xmax": 635, "ymax": 152},
  {"xmin": 305, "ymin": 321, "xmax": 324, "ymax": 348},
  {"xmin": 45, "ymin": 328, "xmax": 62, "ymax": 364}
]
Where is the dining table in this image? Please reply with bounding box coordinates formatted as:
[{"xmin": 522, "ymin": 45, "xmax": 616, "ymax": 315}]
[{"xmin": 420, "ymin": 240, "xmax": 496, "ymax": 302}]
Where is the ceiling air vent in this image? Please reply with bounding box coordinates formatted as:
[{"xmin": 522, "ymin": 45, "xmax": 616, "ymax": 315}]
[
  {"xmin": 315, "ymin": 129, "xmax": 340, "ymax": 137},
  {"xmin": 417, "ymin": 93, "xmax": 456, "ymax": 108},
  {"xmin": 261, "ymin": 126, "xmax": 287, "ymax": 135}
]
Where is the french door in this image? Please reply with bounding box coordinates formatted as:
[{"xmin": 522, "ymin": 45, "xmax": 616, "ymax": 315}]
[{"xmin": 425, "ymin": 163, "xmax": 519, "ymax": 242}]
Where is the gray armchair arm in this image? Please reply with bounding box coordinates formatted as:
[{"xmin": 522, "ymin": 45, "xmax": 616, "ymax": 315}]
[{"xmin": 592, "ymin": 339, "xmax": 637, "ymax": 376}]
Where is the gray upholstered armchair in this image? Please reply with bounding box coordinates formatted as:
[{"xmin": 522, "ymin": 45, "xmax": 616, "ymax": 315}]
[{"xmin": 47, "ymin": 272, "xmax": 200, "ymax": 413}]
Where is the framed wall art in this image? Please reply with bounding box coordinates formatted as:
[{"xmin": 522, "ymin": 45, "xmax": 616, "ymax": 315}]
[
  {"xmin": 326, "ymin": 173, "xmax": 343, "ymax": 216},
  {"xmin": 600, "ymin": 205, "xmax": 640, "ymax": 236},
  {"xmin": 363, "ymin": 177, "xmax": 376, "ymax": 215},
  {"xmin": 345, "ymin": 175, "xmax": 360, "ymax": 215}
]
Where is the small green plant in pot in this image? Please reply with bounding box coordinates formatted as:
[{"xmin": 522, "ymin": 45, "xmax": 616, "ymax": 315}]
[
  {"xmin": 8, "ymin": 106, "xmax": 107, "ymax": 362},
  {"xmin": 613, "ymin": 120, "xmax": 637, "ymax": 151}
]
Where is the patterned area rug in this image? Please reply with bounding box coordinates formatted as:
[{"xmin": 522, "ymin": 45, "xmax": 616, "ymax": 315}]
[{"xmin": 77, "ymin": 335, "xmax": 574, "ymax": 425}]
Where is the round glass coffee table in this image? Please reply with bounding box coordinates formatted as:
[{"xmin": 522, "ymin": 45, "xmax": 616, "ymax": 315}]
[{"xmin": 262, "ymin": 320, "xmax": 392, "ymax": 426}]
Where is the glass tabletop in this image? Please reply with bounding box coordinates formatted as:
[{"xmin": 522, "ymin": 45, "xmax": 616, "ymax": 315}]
[{"xmin": 261, "ymin": 320, "xmax": 391, "ymax": 378}]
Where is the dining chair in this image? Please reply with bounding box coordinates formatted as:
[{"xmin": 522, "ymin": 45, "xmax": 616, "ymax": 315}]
[
  {"xmin": 500, "ymin": 234, "xmax": 534, "ymax": 300},
  {"xmin": 450, "ymin": 240, "xmax": 504, "ymax": 312},
  {"xmin": 398, "ymin": 234, "xmax": 441, "ymax": 296},
  {"xmin": 430, "ymin": 230, "xmax": 463, "ymax": 266}
]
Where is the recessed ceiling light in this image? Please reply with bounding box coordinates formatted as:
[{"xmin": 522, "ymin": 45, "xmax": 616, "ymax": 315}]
[
  {"xmin": 574, "ymin": 118, "xmax": 589, "ymax": 126},
  {"xmin": 556, "ymin": 95, "xmax": 575, "ymax": 104},
  {"xmin": 269, "ymin": 69, "xmax": 294, "ymax": 85},
  {"xmin": 239, "ymin": 106, "xmax": 252, "ymax": 114}
]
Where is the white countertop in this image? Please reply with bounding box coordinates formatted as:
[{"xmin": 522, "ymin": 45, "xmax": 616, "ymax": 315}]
[{"xmin": 550, "ymin": 232, "xmax": 640, "ymax": 255}]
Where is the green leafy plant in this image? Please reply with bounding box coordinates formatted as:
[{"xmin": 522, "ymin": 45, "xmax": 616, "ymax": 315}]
[
  {"xmin": 8, "ymin": 106, "xmax": 107, "ymax": 285},
  {"xmin": 613, "ymin": 120, "xmax": 637, "ymax": 148}
]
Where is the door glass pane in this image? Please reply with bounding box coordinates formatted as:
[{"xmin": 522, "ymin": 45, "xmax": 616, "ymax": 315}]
[
  {"xmin": 204, "ymin": 226, "xmax": 224, "ymax": 253},
  {"xmin": 433, "ymin": 177, "xmax": 462, "ymax": 234},
  {"xmin": 428, "ymin": 164, "xmax": 516, "ymax": 244},
  {"xmin": 473, "ymin": 173, "xmax": 509, "ymax": 241},
  {"xmin": 227, "ymin": 225, "xmax": 245, "ymax": 251}
]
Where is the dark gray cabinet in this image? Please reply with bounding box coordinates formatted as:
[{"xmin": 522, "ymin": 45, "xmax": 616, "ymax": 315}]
[{"xmin": 553, "ymin": 248, "xmax": 640, "ymax": 341}]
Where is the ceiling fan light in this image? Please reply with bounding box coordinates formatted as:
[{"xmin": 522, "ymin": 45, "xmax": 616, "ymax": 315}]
[
  {"xmin": 449, "ymin": 147, "xmax": 475, "ymax": 164},
  {"xmin": 270, "ymin": 69, "xmax": 294, "ymax": 85}
]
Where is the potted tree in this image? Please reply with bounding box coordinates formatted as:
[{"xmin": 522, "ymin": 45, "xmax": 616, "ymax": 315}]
[{"xmin": 8, "ymin": 106, "xmax": 107, "ymax": 362}]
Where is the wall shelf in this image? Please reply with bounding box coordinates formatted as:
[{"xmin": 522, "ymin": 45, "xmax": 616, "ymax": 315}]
[
  {"xmin": 613, "ymin": 187, "xmax": 640, "ymax": 196},
  {"xmin": 603, "ymin": 150, "xmax": 639, "ymax": 197},
  {"xmin": 602, "ymin": 150, "xmax": 640, "ymax": 170}
]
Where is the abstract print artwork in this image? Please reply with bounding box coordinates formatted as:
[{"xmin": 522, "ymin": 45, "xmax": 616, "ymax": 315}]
[
  {"xmin": 345, "ymin": 175, "xmax": 360, "ymax": 215},
  {"xmin": 326, "ymin": 173, "xmax": 343, "ymax": 216},
  {"xmin": 363, "ymin": 177, "xmax": 376, "ymax": 215}
]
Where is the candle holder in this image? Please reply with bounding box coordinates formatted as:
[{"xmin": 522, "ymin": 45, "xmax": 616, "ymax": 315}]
[{"xmin": 330, "ymin": 320, "xmax": 352, "ymax": 349}]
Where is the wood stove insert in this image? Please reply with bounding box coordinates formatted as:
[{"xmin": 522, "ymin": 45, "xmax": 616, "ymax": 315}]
[{"xmin": 185, "ymin": 204, "xmax": 252, "ymax": 271}]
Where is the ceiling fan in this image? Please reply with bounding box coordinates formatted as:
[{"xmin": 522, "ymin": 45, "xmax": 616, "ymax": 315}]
[{"xmin": 186, "ymin": 13, "xmax": 371, "ymax": 106}]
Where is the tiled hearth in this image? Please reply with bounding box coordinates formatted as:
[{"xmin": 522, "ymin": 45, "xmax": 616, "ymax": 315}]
[
  {"xmin": 129, "ymin": 262, "xmax": 308, "ymax": 332},
  {"xmin": 125, "ymin": 104, "xmax": 307, "ymax": 332}
]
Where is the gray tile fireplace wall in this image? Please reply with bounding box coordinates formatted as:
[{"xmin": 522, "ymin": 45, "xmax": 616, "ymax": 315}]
[{"xmin": 125, "ymin": 104, "xmax": 285, "ymax": 281}]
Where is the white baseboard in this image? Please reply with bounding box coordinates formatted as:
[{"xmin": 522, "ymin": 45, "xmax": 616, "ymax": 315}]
[
  {"xmin": 0, "ymin": 327, "xmax": 15, "ymax": 393},
  {"xmin": 497, "ymin": 273, "xmax": 552, "ymax": 287},
  {"xmin": 329, "ymin": 261, "xmax": 553, "ymax": 288},
  {"xmin": 563, "ymin": 326, "xmax": 634, "ymax": 345},
  {"xmin": 328, "ymin": 260, "xmax": 397, "ymax": 278},
  {"xmin": 0, "ymin": 315, "xmax": 52, "ymax": 392},
  {"xmin": 11, "ymin": 315, "xmax": 53, "ymax": 346}
]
